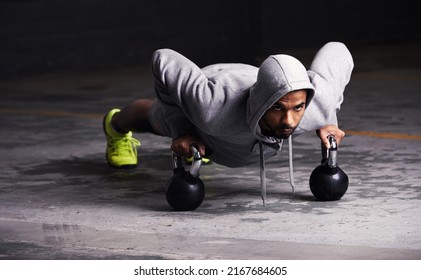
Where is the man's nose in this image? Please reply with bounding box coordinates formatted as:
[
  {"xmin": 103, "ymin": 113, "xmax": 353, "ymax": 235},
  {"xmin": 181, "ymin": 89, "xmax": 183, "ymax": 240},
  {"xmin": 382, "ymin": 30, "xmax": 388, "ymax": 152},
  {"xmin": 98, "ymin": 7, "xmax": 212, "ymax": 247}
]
[{"xmin": 282, "ymin": 110, "xmax": 294, "ymax": 127}]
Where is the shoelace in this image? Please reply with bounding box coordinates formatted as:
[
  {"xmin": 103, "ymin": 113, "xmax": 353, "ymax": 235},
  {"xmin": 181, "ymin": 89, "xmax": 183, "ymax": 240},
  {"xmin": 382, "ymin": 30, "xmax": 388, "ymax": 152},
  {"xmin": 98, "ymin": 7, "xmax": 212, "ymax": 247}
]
[{"xmin": 109, "ymin": 136, "xmax": 140, "ymax": 156}]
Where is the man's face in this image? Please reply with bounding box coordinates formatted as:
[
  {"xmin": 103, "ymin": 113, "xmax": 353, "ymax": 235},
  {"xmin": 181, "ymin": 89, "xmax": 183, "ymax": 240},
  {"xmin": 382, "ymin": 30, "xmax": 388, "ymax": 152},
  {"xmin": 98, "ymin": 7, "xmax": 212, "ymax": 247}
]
[{"xmin": 259, "ymin": 90, "xmax": 307, "ymax": 139}]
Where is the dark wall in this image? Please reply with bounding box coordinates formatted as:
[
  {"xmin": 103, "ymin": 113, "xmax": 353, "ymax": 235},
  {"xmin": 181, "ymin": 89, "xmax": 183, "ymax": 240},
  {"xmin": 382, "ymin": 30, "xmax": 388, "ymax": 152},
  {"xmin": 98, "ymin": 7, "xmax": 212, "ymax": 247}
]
[
  {"xmin": 260, "ymin": 0, "xmax": 419, "ymax": 52},
  {"xmin": 0, "ymin": 0, "xmax": 419, "ymax": 78}
]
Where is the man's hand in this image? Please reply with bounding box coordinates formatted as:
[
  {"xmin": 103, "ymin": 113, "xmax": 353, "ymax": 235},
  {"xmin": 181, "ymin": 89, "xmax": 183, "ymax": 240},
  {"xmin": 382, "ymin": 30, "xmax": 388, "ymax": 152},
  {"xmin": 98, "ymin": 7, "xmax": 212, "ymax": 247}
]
[
  {"xmin": 171, "ymin": 134, "xmax": 206, "ymax": 157},
  {"xmin": 316, "ymin": 125, "xmax": 346, "ymax": 149}
]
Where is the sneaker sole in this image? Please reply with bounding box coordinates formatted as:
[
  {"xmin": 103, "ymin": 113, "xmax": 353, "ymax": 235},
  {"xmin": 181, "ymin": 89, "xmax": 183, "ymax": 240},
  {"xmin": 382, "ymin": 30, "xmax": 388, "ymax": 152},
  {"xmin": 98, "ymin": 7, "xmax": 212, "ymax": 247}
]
[{"xmin": 106, "ymin": 159, "xmax": 138, "ymax": 169}]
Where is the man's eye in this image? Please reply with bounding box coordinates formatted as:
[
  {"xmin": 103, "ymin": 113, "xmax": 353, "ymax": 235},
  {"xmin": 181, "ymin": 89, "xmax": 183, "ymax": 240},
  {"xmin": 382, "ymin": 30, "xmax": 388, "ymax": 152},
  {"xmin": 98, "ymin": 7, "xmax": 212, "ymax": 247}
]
[
  {"xmin": 273, "ymin": 105, "xmax": 283, "ymax": 111},
  {"xmin": 294, "ymin": 105, "xmax": 304, "ymax": 111}
]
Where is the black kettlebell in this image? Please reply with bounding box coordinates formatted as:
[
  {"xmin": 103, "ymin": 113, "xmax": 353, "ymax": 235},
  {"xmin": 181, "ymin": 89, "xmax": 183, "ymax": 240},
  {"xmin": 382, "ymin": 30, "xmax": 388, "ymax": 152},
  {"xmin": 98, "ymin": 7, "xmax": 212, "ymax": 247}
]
[
  {"xmin": 309, "ymin": 136, "xmax": 348, "ymax": 201},
  {"xmin": 165, "ymin": 145, "xmax": 205, "ymax": 211}
]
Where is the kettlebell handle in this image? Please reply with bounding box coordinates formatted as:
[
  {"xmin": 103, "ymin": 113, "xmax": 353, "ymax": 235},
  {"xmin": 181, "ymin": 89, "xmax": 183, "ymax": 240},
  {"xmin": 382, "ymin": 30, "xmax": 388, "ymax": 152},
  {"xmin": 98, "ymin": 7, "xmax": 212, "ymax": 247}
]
[
  {"xmin": 329, "ymin": 135, "xmax": 337, "ymax": 150},
  {"xmin": 189, "ymin": 145, "xmax": 202, "ymax": 177},
  {"xmin": 326, "ymin": 136, "xmax": 338, "ymax": 168},
  {"xmin": 171, "ymin": 144, "xmax": 202, "ymax": 177}
]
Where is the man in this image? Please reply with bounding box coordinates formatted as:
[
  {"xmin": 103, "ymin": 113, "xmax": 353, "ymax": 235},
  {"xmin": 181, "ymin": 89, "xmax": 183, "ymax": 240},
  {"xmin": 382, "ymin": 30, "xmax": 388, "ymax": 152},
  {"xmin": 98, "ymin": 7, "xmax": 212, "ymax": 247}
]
[{"xmin": 103, "ymin": 42, "xmax": 353, "ymax": 202}]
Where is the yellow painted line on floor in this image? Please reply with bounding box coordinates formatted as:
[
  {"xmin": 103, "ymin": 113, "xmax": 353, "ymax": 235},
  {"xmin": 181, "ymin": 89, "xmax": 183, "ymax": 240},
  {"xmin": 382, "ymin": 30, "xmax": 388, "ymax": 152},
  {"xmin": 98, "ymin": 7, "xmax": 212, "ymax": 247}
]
[
  {"xmin": 1, "ymin": 107, "xmax": 421, "ymax": 141},
  {"xmin": 0, "ymin": 108, "xmax": 103, "ymax": 120},
  {"xmin": 345, "ymin": 130, "xmax": 421, "ymax": 141}
]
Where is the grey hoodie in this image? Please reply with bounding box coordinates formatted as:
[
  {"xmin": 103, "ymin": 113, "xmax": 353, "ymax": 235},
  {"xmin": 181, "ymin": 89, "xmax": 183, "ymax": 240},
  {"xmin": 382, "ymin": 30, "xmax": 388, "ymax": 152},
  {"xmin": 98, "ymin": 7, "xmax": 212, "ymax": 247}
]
[{"xmin": 152, "ymin": 42, "xmax": 353, "ymax": 202}]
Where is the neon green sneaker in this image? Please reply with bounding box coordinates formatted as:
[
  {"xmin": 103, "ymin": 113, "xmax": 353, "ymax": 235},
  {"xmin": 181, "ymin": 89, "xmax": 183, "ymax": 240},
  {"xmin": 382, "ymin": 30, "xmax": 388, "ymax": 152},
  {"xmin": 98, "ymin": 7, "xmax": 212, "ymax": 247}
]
[
  {"xmin": 103, "ymin": 109, "xmax": 141, "ymax": 169},
  {"xmin": 185, "ymin": 156, "xmax": 212, "ymax": 165}
]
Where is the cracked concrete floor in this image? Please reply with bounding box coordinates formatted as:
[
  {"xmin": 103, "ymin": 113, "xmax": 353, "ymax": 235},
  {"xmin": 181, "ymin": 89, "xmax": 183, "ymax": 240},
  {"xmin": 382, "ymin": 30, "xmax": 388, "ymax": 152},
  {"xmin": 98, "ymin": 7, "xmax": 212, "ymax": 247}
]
[{"xmin": 0, "ymin": 43, "xmax": 420, "ymax": 260}]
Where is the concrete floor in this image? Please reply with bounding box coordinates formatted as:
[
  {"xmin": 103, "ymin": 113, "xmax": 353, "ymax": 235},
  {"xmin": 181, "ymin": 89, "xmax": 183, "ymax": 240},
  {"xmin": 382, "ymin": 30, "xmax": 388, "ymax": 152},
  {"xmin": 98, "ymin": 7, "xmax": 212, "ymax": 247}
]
[{"xmin": 0, "ymin": 43, "xmax": 421, "ymax": 260}]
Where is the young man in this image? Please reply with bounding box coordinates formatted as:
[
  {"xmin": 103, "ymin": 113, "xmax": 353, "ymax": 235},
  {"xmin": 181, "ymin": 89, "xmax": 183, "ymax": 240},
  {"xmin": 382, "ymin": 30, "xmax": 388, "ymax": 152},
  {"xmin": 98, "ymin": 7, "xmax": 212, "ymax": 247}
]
[{"xmin": 103, "ymin": 42, "xmax": 353, "ymax": 202}]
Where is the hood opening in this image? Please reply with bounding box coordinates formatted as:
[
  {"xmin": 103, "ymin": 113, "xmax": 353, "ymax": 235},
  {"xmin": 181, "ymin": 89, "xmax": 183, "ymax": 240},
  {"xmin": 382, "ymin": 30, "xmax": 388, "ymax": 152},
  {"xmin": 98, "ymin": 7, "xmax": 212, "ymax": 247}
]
[{"xmin": 247, "ymin": 54, "xmax": 315, "ymax": 144}]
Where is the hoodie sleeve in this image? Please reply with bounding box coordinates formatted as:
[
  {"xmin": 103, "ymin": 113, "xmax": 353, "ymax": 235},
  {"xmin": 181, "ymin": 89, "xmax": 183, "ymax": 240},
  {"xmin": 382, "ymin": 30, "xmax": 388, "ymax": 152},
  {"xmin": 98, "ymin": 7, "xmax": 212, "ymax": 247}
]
[
  {"xmin": 296, "ymin": 42, "xmax": 354, "ymax": 134},
  {"xmin": 152, "ymin": 49, "xmax": 232, "ymax": 139}
]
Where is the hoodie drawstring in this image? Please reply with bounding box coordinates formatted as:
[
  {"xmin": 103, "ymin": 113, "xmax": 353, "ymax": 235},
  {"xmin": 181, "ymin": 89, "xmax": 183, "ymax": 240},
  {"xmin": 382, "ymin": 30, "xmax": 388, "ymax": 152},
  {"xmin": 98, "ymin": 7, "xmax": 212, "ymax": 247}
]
[
  {"xmin": 288, "ymin": 135, "xmax": 296, "ymax": 194},
  {"xmin": 259, "ymin": 141, "xmax": 266, "ymax": 206},
  {"xmin": 259, "ymin": 135, "xmax": 295, "ymax": 206}
]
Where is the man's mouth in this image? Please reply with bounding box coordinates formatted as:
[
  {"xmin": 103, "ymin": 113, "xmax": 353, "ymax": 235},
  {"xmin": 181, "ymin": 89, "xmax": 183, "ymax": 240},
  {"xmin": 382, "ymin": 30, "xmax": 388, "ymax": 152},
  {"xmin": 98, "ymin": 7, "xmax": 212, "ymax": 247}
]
[
  {"xmin": 261, "ymin": 126, "xmax": 295, "ymax": 139},
  {"xmin": 277, "ymin": 129, "xmax": 293, "ymax": 138}
]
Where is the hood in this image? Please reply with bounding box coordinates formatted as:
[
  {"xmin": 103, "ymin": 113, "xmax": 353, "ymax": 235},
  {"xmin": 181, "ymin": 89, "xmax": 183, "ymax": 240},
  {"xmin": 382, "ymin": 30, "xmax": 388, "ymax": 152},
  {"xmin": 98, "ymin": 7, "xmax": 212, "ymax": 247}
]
[{"xmin": 247, "ymin": 54, "xmax": 315, "ymax": 142}]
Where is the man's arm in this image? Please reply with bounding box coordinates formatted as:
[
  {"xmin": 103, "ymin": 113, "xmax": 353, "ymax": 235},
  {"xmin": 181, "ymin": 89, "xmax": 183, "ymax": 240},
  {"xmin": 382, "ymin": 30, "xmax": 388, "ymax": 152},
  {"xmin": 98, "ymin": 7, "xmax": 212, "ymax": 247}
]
[
  {"xmin": 152, "ymin": 49, "xmax": 228, "ymax": 157},
  {"xmin": 152, "ymin": 49, "xmax": 233, "ymax": 139},
  {"xmin": 296, "ymin": 42, "xmax": 354, "ymax": 147},
  {"xmin": 151, "ymin": 49, "xmax": 203, "ymax": 140}
]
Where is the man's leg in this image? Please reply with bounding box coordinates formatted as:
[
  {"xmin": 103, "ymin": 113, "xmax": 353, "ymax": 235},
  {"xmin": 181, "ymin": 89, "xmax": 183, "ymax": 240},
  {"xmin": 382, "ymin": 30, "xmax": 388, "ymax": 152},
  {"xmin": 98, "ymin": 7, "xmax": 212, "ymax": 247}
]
[
  {"xmin": 110, "ymin": 99, "xmax": 157, "ymax": 134},
  {"xmin": 104, "ymin": 99, "xmax": 157, "ymax": 169}
]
